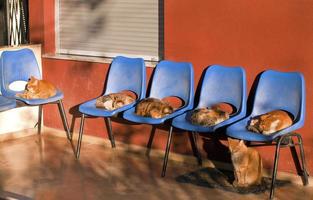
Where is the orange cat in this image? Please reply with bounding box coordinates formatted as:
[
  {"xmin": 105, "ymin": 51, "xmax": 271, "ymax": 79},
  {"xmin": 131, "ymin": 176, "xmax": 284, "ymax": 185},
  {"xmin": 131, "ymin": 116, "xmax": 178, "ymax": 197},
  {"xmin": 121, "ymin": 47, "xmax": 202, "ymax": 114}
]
[
  {"xmin": 190, "ymin": 103, "xmax": 233, "ymax": 127},
  {"xmin": 247, "ymin": 110, "xmax": 293, "ymax": 135},
  {"xmin": 135, "ymin": 98, "xmax": 173, "ymax": 118},
  {"xmin": 16, "ymin": 76, "xmax": 57, "ymax": 99},
  {"xmin": 95, "ymin": 93, "xmax": 135, "ymax": 110},
  {"xmin": 228, "ymin": 138, "xmax": 263, "ymax": 188}
]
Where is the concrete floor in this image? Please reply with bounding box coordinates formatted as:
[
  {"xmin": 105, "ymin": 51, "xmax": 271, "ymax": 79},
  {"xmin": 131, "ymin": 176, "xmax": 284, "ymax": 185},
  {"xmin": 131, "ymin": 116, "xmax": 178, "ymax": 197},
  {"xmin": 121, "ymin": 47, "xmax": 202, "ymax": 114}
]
[{"xmin": 0, "ymin": 130, "xmax": 312, "ymax": 200}]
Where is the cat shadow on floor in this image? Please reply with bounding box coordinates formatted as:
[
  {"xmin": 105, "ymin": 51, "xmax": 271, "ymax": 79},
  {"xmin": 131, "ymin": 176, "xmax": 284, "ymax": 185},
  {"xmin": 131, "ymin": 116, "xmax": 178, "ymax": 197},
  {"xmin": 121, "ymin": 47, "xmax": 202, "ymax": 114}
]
[{"xmin": 175, "ymin": 167, "xmax": 291, "ymax": 194}]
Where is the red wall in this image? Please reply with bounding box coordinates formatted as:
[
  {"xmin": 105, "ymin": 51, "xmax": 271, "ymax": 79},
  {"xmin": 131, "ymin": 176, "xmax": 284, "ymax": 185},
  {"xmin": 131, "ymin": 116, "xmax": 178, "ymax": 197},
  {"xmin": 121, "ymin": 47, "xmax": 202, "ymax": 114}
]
[{"xmin": 29, "ymin": 0, "xmax": 313, "ymax": 174}]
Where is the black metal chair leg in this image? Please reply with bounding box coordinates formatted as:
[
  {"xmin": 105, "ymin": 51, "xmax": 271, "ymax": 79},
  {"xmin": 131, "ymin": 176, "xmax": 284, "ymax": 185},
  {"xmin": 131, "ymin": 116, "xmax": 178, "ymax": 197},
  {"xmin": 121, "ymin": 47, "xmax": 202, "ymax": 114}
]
[
  {"xmin": 289, "ymin": 137, "xmax": 304, "ymax": 177},
  {"xmin": 270, "ymin": 136, "xmax": 285, "ymax": 200},
  {"xmin": 105, "ymin": 117, "xmax": 116, "ymax": 148},
  {"xmin": 146, "ymin": 126, "xmax": 156, "ymax": 156},
  {"xmin": 161, "ymin": 126, "xmax": 174, "ymax": 177},
  {"xmin": 188, "ymin": 131, "xmax": 202, "ymax": 165},
  {"xmin": 37, "ymin": 105, "xmax": 43, "ymax": 134},
  {"xmin": 192, "ymin": 132, "xmax": 202, "ymax": 166},
  {"xmin": 295, "ymin": 134, "xmax": 309, "ymax": 185},
  {"xmin": 76, "ymin": 114, "xmax": 85, "ymax": 159},
  {"xmin": 57, "ymin": 100, "xmax": 71, "ymax": 140}
]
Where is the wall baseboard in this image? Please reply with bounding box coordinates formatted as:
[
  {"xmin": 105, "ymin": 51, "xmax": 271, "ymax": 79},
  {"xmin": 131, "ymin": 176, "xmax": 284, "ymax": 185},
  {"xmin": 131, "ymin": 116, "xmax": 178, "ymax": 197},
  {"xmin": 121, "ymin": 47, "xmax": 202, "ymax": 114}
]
[{"xmin": 0, "ymin": 128, "xmax": 37, "ymax": 142}]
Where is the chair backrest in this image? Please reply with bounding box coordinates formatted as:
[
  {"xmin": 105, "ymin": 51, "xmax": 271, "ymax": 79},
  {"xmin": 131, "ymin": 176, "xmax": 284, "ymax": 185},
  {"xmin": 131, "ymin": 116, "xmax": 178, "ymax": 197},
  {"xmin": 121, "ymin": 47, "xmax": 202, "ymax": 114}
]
[
  {"xmin": 197, "ymin": 65, "xmax": 246, "ymax": 115},
  {"xmin": 149, "ymin": 60, "xmax": 194, "ymax": 108},
  {"xmin": 251, "ymin": 70, "xmax": 305, "ymax": 122},
  {"xmin": 104, "ymin": 56, "xmax": 146, "ymax": 100},
  {"xmin": 0, "ymin": 48, "xmax": 41, "ymax": 96}
]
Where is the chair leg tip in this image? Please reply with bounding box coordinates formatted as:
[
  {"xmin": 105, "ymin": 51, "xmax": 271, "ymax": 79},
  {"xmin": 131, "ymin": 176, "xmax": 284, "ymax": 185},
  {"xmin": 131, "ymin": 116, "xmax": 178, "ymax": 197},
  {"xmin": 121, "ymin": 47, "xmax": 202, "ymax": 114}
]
[
  {"xmin": 75, "ymin": 151, "xmax": 81, "ymax": 159},
  {"xmin": 303, "ymin": 177, "xmax": 309, "ymax": 186}
]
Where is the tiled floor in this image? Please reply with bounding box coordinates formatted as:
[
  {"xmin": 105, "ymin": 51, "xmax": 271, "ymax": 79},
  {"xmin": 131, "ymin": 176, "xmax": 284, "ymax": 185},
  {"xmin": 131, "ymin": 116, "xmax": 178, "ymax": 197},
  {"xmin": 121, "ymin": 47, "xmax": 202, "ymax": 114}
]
[{"xmin": 0, "ymin": 130, "xmax": 312, "ymax": 200}]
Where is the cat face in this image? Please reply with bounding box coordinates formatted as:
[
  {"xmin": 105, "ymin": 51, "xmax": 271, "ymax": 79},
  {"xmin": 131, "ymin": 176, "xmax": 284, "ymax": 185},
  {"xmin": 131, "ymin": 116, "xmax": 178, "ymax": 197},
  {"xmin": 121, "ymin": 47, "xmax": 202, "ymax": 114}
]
[
  {"xmin": 247, "ymin": 118, "xmax": 261, "ymax": 133},
  {"xmin": 149, "ymin": 104, "xmax": 173, "ymax": 118},
  {"xmin": 228, "ymin": 138, "xmax": 246, "ymax": 153},
  {"xmin": 26, "ymin": 76, "xmax": 39, "ymax": 93}
]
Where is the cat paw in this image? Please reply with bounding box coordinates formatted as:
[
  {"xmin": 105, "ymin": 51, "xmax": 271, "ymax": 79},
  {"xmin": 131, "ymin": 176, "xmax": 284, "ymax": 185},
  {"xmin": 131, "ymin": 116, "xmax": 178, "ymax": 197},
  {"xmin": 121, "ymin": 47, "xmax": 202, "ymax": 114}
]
[
  {"xmin": 15, "ymin": 93, "xmax": 25, "ymax": 98},
  {"xmin": 233, "ymin": 181, "xmax": 248, "ymax": 188}
]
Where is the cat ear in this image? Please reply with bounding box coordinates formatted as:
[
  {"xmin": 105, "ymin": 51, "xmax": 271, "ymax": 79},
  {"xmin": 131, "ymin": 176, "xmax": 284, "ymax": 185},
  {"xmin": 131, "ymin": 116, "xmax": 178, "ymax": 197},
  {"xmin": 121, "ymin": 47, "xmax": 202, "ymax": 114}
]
[
  {"xmin": 31, "ymin": 76, "xmax": 39, "ymax": 85},
  {"xmin": 228, "ymin": 137, "xmax": 237, "ymax": 151},
  {"xmin": 29, "ymin": 76, "xmax": 38, "ymax": 82},
  {"xmin": 239, "ymin": 140, "xmax": 246, "ymax": 148}
]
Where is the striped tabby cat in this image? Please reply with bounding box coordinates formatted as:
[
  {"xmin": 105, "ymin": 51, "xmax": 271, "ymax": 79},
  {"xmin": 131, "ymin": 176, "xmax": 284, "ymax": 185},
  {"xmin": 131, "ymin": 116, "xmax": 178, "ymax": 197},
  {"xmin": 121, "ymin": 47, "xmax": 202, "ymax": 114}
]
[
  {"xmin": 135, "ymin": 98, "xmax": 173, "ymax": 118},
  {"xmin": 95, "ymin": 93, "xmax": 135, "ymax": 110}
]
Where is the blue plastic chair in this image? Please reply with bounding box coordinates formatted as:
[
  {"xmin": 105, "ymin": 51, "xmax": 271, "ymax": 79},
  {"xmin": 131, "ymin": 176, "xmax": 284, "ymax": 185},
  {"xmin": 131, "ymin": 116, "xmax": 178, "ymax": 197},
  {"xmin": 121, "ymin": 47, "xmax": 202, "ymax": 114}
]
[
  {"xmin": 0, "ymin": 48, "xmax": 70, "ymax": 139},
  {"xmin": 76, "ymin": 56, "xmax": 146, "ymax": 158},
  {"xmin": 226, "ymin": 70, "xmax": 308, "ymax": 199},
  {"xmin": 172, "ymin": 65, "xmax": 247, "ymax": 132},
  {"xmin": 171, "ymin": 65, "xmax": 246, "ymax": 170},
  {"xmin": 123, "ymin": 60, "xmax": 194, "ymax": 177}
]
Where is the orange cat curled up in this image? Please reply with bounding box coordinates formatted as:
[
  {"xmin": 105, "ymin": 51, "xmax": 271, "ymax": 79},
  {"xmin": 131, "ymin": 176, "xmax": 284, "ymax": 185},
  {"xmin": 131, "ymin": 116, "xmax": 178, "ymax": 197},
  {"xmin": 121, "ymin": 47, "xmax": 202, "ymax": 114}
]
[
  {"xmin": 16, "ymin": 76, "xmax": 57, "ymax": 99},
  {"xmin": 247, "ymin": 110, "xmax": 293, "ymax": 135}
]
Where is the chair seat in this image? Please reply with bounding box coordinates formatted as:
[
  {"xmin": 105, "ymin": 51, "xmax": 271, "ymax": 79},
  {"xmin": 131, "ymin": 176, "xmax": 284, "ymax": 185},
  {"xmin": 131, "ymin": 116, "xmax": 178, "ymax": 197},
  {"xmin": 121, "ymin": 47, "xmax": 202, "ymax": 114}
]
[
  {"xmin": 15, "ymin": 90, "xmax": 64, "ymax": 105},
  {"xmin": 172, "ymin": 110, "xmax": 247, "ymax": 133},
  {"xmin": 0, "ymin": 96, "xmax": 16, "ymax": 111},
  {"xmin": 79, "ymin": 98, "xmax": 137, "ymax": 117},
  {"xmin": 123, "ymin": 107, "xmax": 188, "ymax": 125},
  {"xmin": 226, "ymin": 117, "xmax": 285, "ymax": 142}
]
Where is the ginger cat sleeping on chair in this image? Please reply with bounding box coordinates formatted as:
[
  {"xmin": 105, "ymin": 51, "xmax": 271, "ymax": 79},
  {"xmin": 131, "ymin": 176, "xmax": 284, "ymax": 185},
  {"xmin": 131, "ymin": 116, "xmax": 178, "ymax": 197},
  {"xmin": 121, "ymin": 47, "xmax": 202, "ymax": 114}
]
[
  {"xmin": 228, "ymin": 138, "xmax": 263, "ymax": 188},
  {"xmin": 247, "ymin": 110, "xmax": 293, "ymax": 135},
  {"xmin": 16, "ymin": 76, "xmax": 57, "ymax": 99}
]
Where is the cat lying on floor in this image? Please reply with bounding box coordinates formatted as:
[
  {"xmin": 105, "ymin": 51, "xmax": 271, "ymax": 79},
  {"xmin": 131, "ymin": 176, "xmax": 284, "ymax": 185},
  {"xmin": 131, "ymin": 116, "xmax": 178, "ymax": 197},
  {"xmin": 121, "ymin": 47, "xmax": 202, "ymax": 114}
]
[
  {"xmin": 95, "ymin": 93, "xmax": 135, "ymax": 110},
  {"xmin": 16, "ymin": 76, "xmax": 57, "ymax": 99},
  {"xmin": 228, "ymin": 138, "xmax": 263, "ymax": 188},
  {"xmin": 247, "ymin": 110, "xmax": 293, "ymax": 135},
  {"xmin": 135, "ymin": 97, "xmax": 173, "ymax": 119},
  {"xmin": 190, "ymin": 103, "xmax": 233, "ymax": 127}
]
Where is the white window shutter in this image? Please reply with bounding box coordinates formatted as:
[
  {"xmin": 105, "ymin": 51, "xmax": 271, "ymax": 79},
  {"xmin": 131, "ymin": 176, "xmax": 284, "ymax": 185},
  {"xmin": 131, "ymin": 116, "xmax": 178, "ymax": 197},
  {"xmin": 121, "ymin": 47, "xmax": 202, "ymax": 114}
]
[{"xmin": 56, "ymin": 0, "xmax": 161, "ymax": 61}]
